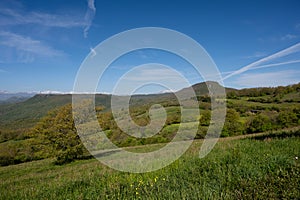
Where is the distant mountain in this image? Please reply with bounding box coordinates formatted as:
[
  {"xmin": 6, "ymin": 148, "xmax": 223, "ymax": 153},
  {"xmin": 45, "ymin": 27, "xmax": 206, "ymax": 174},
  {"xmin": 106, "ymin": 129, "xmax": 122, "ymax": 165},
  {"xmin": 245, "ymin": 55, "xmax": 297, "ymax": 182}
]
[
  {"xmin": 176, "ymin": 81, "xmax": 237, "ymax": 97},
  {"xmin": 0, "ymin": 81, "xmax": 225, "ymax": 130},
  {"xmin": 0, "ymin": 92, "xmax": 36, "ymax": 104},
  {"xmin": 0, "ymin": 93, "xmax": 111, "ymax": 130},
  {"xmin": 1, "ymin": 81, "xmax": 298, "ymax": 133}
]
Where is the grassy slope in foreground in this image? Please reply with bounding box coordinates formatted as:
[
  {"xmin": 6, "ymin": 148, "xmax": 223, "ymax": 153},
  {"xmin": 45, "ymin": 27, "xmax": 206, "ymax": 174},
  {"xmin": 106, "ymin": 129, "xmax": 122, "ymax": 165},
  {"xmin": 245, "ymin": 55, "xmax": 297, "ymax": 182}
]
[{"xmin": 0, "ymin": 133, "xmax": 299, "ymax": 200}]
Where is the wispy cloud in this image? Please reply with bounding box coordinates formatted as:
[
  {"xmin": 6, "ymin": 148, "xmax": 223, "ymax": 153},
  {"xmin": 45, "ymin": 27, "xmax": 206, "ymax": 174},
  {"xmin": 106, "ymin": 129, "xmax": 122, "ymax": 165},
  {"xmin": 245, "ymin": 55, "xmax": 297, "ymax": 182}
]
[
  {"xmin": 112, "ymin": 65, "xmax": 190, "ymax": 95},
  {"xmin": 0, "ymin": 31, "xmax": 64, "ymax": 63},
  {"xmin": 83, "ymin": 0, "xmax": 96, "ymax": 38},
  {"xmin": 223, "ymin": 42, "xmax": 300, "ymax": 80},
  {"xmin": 233, "ymin": 70, "xmax": 300, "ymax": 88},
  {"xmin": 110, "ymin": 64, "xmax": 133, "ymax": 70},
  {"xmin": 123, "ymin": 67, "xmax": 183, "ymax": 82},
  {"xmin": 243, "ymin": 51, "xmax": 267, "ymax": 59},
  {"xmin": 258, "ymin": 33, "xmax": 298, "ymax": 43},
  {"xmin": 0, "ymin": 7, "xmax": 87, "ymax": 28},
  {"xmin": 281, "ymin": 34, "xmax": 298, "ymax": 41}
]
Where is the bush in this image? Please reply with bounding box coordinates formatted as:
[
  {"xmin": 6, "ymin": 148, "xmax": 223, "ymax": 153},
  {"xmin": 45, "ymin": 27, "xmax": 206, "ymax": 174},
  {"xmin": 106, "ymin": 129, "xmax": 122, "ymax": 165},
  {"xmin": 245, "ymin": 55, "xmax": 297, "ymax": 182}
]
[
  {"xmin": 247, "ymin": 114, "xmax": 273, "ymax": 133},
  {"xmin": 221, "ymin": 109, "xmax": 244, "ymax": 137},
  {"xmin": 277, "ymin": 111, "xmax": 298, "ymax": 128}
]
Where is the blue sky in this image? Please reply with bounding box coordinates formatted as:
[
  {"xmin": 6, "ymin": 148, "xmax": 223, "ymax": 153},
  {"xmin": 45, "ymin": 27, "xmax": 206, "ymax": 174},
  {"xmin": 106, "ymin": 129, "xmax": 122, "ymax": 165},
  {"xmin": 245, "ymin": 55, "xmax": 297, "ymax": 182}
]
[{"xmin": 0, "ymin": 0, "xmax": 300, "ymax": 93}]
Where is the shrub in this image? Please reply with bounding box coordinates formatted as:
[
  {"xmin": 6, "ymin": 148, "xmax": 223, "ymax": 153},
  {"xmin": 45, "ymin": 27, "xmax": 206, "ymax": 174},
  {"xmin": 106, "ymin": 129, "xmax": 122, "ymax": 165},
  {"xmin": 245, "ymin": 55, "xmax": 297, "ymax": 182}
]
[
  {"xmin": 222, "ymin": 109, "xmax": 244, "ymax": 137},
  {"xmin": 247, "ymin": 114, "xmax": 273, "ymax": 133},
  {"xmin": 277, "ymin": 111, "xmax": 298, "ymax": 128}
]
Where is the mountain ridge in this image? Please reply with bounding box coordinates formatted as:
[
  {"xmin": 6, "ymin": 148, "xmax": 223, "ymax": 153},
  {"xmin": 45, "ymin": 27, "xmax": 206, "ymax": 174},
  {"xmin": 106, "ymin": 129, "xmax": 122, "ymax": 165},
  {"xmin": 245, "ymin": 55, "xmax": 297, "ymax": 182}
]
[{"xmin": 0, "ymin": 81, "xmax": 299, "ymax": 132}]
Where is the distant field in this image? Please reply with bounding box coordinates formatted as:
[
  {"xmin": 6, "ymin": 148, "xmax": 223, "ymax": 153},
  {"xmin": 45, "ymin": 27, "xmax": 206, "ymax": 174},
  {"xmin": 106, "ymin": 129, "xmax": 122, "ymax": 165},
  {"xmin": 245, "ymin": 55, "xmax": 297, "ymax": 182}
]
[{"xmin": 1, "ymin": 130, "xmax": 299, "ymax": 200}]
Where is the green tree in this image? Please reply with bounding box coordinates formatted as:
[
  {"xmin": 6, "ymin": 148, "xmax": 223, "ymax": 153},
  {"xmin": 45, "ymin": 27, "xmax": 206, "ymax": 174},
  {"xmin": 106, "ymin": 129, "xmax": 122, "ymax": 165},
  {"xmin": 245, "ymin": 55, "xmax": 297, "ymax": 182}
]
[
  {"xmin": 277, "ymin": 111, "xmax": 298, "ymax": 128},
  {"xmin": 222, "ymin": 109, "xmax": 244, "ymax": 137},
  {"xmin": 30, "ymin": 104, "xmax": 87, "ymax": 165},
  {"xmin": 247, "ymin": 114, "xmax": 272, "ymax": 133}
]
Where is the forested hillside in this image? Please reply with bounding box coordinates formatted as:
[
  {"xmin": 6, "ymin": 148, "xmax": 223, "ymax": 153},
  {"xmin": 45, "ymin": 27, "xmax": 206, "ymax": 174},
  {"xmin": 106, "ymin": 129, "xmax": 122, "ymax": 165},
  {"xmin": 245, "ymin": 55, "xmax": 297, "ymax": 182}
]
[{"xmin": 0, "ymin": 82, "xmax": 299, "ymax": 166}]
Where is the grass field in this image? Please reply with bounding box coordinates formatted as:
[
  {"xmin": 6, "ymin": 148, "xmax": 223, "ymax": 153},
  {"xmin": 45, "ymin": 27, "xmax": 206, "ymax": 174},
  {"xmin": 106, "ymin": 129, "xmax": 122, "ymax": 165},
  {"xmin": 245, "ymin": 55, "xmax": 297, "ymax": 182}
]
[{"xmin": 1, "ymin": 130, "xmax": 299, "ymax": 199}]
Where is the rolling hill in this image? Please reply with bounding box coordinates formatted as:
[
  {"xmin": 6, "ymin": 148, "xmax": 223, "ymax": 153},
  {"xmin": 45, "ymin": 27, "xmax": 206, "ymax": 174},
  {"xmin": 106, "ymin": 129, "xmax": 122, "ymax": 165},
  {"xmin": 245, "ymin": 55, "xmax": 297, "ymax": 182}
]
[
  {"xmin": 0, "ymin": 81, "xmax": 299, "ymax": 138},
  {"xmin": 0, "ymin": 81, "xmax": 226, "ymax": 130}
]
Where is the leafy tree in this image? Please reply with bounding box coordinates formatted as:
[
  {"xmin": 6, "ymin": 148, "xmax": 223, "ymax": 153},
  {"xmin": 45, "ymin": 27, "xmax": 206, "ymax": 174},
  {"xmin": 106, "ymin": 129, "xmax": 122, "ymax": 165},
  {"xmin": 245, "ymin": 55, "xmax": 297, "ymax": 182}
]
[
  {"xmin": 247, "ymin": 114, "xmax": 272, "ymax": 133},
  {"xmin": 30, "ymin": 104, "xmax": 88, "ymax": 165},
  {"xmin": 277, "ymin": 111, "xmax": 298, "ymax": 128},
  {"xmin": 222, "ymin": 109, "xmax": 244, "ymax": 137}
]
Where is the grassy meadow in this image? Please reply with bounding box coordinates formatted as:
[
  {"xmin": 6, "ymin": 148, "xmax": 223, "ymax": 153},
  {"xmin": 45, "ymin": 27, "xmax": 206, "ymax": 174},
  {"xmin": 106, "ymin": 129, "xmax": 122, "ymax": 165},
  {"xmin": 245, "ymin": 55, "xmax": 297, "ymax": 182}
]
[
  {"xmin": 0, "ymin": 129, "xmax": 299, "ymax": 199},
  {"xmin": 0, "ymin": 82, "xmax": 300, "ymax": 199}
]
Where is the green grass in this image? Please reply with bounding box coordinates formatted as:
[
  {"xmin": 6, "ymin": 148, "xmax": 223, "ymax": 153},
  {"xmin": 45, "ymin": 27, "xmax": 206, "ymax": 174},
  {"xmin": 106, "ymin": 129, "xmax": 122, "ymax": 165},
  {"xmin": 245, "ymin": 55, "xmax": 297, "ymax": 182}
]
[{"xmin": 1, "ymin": 134, "xmax": 299, "ymax": 199}]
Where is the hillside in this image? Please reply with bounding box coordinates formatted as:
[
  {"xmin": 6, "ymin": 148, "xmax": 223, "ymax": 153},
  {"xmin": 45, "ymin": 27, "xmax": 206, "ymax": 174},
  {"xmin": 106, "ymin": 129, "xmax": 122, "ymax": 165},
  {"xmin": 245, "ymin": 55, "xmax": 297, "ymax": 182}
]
[
  {"xmin": 0, "ymin": 81, "xmax": 219, "ymax": 131},
  {"xmin": 0, "ymin": 92, "xmax": 35, "ymax": 103},
  {"xmin": 0, "ymin": 81, "xmax": 299, "ymax": 138},
  {"xmin": 0, "ymin": 81, "xmax": 299, "ymax": 166},
  {"xmin": 0, "ymin": 129, "xmax": 299, "ymax": 199}
]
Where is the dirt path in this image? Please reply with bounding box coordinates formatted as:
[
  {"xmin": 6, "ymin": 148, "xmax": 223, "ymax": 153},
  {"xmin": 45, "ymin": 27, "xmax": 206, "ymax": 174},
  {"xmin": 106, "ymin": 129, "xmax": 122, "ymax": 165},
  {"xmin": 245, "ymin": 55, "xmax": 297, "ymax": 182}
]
[
  {"xmin": 92, "ymin": 126, "xmax": 300, "ymax": 156},
  {"xmin": 218, "ymin": 126, "xmax": 300, "ymax": 142}
]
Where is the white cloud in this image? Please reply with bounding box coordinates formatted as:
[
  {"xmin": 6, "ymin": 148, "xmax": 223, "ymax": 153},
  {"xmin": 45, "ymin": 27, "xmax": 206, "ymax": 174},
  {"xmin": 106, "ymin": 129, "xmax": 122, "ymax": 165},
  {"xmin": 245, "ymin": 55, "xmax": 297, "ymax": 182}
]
[
  {"xmin": 0, "ymin": 31, "xmax": 64, "ymax": 62},
  {"xmin": 233, "ymin": 70, "xmax": 300, "ymax": 88},
  {"xmin": 83, "ymin": 0, "xmax": 96, "ymax": 38},
  {"xmin": 87, "ymin": 0, "xmax": 96, "ymax": 12},
  {"xmin": 112, "ymin": 65, "xmax": 191, "ymax": 95},
  {"xmin": 123, "ymin": 67, "xmax": 183, "ymax": 82},
  {"xmin": 243, "ymin": 51, "xmax": 267, "ymax": 59},
  {"xmin": 110, "ymin": 64, "xmax": 132, "ymax": 70},
  {"xmin": 281, "ymin": 34, "xmax": 298, "ymax": 41},
  {"xmin": 0, "ymin": 8, "xmax": 87, "ymax": 28}
]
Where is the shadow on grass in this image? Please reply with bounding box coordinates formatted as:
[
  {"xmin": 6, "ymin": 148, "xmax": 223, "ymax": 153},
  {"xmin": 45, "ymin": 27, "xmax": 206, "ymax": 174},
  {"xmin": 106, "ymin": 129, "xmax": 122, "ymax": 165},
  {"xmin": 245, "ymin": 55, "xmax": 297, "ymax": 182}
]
[{"xmin": 249, "ymin": 129, "xmax": 300, "ymax": 141}]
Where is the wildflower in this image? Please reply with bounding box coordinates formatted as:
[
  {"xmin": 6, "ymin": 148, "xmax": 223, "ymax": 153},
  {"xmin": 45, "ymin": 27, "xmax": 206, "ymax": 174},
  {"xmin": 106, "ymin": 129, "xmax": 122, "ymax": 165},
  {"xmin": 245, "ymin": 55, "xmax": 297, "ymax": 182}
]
[
  {"xmin": 295, "ymin": 156, "xmax": 298, "ymax": 160},
  {"xmin": 154, "ymin": 176, "xmax": 158, "ymax": 182}
]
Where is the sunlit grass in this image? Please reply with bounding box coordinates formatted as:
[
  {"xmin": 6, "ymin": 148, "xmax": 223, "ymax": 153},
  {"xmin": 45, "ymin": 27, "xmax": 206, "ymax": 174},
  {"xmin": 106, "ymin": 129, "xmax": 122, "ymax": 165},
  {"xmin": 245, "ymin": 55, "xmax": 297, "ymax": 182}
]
[{"xmin": 1, "ymin": 132, "xmax": 299, "ymax": 199}]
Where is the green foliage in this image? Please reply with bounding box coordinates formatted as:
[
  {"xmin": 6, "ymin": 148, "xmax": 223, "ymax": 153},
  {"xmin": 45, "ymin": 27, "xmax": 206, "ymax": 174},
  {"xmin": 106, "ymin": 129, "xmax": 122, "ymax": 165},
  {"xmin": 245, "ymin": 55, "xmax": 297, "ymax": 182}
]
[
  {"xmin": 247, "ymin": 114, "xmax": 273, "ymax": 133},
  {"xmin": 1, "ymin": 82, "xmax": 300, "ymax": 166},
  {"xmin": 199, "ymin": 110, "xmax": 211, "ymax": 126},
  {"xmin": 196, "ymin": 126, "xmax": 208, "ymax": 139},
  {"xmin": 222, "ymin": 109, "xmax": 244, "ymax": 137},
  {"xmin": 30, "ymin": 104, "xmax": 87, "ymax": 165},
  {"xmin": 0, "ymin": 139, "xmax": 36, "ymax": 166},
  {"xmin": 277, "ymin": 110, "xmax": 299, "ymax": 128},
  {"xmin": 0, "ymin": 134, "xmax": 299, "ymax": 199}
]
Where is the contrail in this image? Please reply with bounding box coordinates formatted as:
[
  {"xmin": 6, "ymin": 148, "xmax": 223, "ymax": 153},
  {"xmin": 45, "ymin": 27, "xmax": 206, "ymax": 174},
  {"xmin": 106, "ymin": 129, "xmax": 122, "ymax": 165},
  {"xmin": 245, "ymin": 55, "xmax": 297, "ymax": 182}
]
[
  {"xmin": 83, "ymin": 0, "xmax": 96, "ymax": 38},
  {"xmin": 223, "ymin": 42, "xmax": 300, "ymax": 81},
  {"xmin": 250, "ymin": 59, "xmax": 300, "ymax": 70}
]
